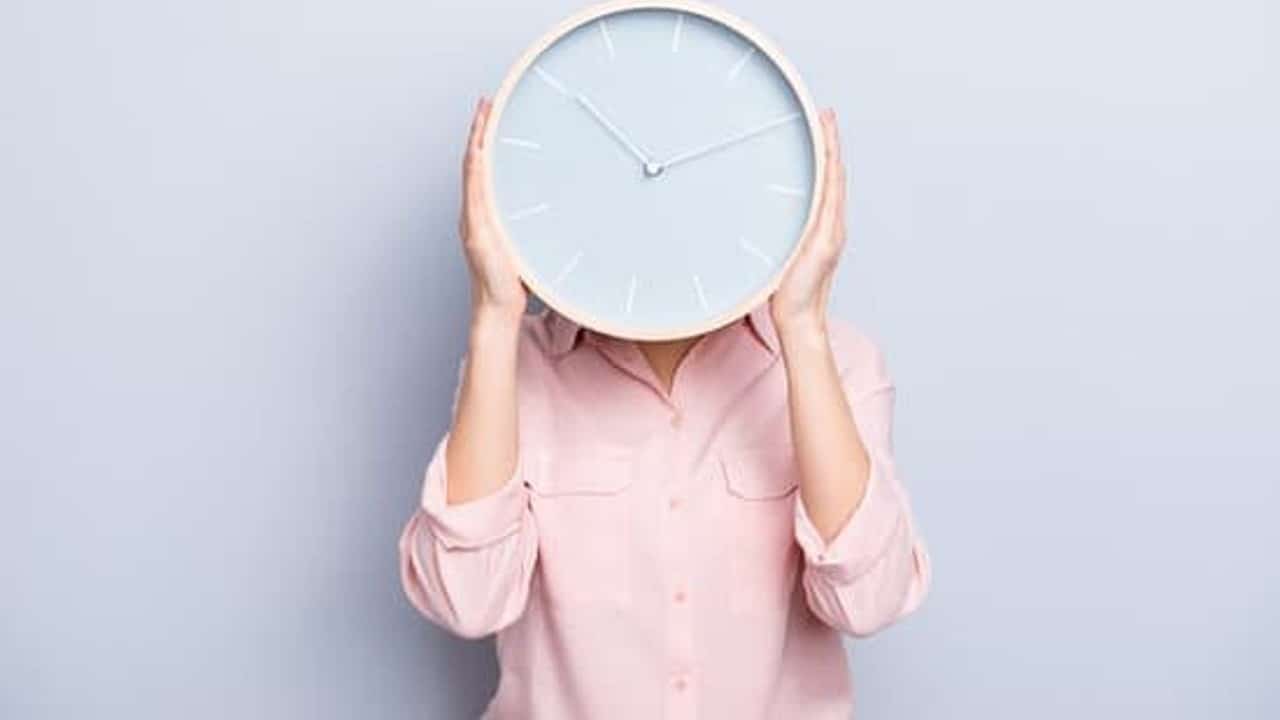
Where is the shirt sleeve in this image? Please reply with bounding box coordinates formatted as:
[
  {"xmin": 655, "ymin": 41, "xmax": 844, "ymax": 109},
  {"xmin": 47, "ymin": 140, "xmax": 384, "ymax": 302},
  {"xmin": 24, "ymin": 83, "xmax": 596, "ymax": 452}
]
[
  {"xmin": 397, "ymin": 354, "xmax": 539, "ymax": 639},
  {"xmin": 792, "ymin": 359, "xmax": 932, "ymax": 637}
]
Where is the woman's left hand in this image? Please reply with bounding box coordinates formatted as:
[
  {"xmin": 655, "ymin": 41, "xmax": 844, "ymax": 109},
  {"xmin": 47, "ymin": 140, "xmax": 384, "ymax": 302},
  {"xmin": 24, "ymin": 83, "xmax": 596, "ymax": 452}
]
[{"xmin": 769, "ymin": 108, "xmax": 847, "ymax": 338}]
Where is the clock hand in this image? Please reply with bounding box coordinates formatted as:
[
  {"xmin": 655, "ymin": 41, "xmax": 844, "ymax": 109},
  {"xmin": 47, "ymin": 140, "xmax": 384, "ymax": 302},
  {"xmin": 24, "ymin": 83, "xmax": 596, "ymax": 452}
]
[
  {"xmin": 574, "ymin": 93, "xmax": 655, "ymax": 168},
  {"xmin": 657, "ymin": 112, "xmax": 803, "ymax": 171}
]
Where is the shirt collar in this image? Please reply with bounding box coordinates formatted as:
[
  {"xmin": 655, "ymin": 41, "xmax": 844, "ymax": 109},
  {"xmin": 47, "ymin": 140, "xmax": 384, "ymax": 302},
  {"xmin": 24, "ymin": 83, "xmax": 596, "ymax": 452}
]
[
  {"xmin": 744, "ymin": 302, "xmax": 780, "ymax": 355},
  {"xmin": 544, "ymin": 302, "xmax": 778, "ymax": 357}
]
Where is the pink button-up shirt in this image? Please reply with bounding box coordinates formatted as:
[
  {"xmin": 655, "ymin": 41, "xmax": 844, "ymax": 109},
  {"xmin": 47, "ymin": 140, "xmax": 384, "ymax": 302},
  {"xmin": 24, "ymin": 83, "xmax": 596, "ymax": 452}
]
[{"xmin": 398, "ymin": 303, "xmax": 930, "ymax": 719}]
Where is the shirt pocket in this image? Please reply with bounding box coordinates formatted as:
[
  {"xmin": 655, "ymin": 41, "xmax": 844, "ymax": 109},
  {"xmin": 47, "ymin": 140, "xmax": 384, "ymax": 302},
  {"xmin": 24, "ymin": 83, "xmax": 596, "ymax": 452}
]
[
  {"xmin": 525, "ymin": 446, "xmax": 636, "ymax": 611},
  {"xmin": 719, "ymin": 446, "xmax": 802, "ymax": 616}
]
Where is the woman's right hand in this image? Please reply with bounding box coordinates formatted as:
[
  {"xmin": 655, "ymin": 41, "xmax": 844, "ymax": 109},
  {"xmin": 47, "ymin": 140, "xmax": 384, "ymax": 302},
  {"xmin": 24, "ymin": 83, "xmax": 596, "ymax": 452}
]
[{"xmin": 460, "ymin": 97, "xmax": 528, "ymax": 328}]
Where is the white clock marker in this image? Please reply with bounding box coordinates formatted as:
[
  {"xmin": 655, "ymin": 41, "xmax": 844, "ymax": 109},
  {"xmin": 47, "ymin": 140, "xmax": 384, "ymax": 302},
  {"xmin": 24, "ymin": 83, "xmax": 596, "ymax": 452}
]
[
  {"xmin": 598, "ymin": 19, "xmax": 615, "ymax": 60},
  {"xmin": 727, "ymin": 46, "xmax": 757, "ymax": 82},
  {"xmin": 766, "ymin": 183, "xmax": 805, "ymax": 197},
  {"xmin": 533, "ymin": 65, "xmax": 569, "ymax": 96},
  {"xmin": 671, "ymin": 13, "xmax": 684, "ymax": 53},
  {"xmin": 692, "ymin": 274, "xmax": 709, "ymax": 311},
  {"xmin": 500, "ymin": 137, "xmax": 541, "ymax": 150},
  {"xmin": 554, "ymin": 250, "xmax": 584, "ymax": 286},
  {"xmin": 509, "ymin": 202, "xmax": 551, "ymax": 221},
  {"xmin": 739, "ymin": 237, "xmax": 773, "ymax": 265},
  {"xmin": 625, "ymin": 273, "xmax": 637, "ymax": 314}
]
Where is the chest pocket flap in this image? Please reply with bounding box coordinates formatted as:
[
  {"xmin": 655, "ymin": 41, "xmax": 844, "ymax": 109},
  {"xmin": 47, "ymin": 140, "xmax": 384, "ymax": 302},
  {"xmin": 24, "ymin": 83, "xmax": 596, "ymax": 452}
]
[
  {"xmin": 525, "ymin": 448, "xmax": 635, "ymax": 496},
  {"xmin": 720, "ymin": 446, "xmax": 800, "ymax": 500}
]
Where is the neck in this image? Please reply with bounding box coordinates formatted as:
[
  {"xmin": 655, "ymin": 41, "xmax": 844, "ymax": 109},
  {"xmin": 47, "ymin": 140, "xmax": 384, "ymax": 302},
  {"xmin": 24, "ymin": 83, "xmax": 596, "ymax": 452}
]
[{"xmin": 635, "ymin": 336, "xmax": 703, "ymax": 395}]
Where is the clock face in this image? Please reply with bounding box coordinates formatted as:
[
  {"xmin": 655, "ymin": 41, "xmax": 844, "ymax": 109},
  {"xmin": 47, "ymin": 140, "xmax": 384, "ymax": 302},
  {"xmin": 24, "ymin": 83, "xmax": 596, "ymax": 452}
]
[{"xmin": 488, "ymin": 3, "xmax": 820, "ymax": 340}]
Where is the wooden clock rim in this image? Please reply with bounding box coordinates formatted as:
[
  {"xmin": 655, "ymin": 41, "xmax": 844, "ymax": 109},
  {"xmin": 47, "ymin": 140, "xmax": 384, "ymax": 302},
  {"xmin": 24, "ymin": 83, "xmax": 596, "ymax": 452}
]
[{"xmin": 482, "ymin": 0, "xmax": 827, "ymax": 342}]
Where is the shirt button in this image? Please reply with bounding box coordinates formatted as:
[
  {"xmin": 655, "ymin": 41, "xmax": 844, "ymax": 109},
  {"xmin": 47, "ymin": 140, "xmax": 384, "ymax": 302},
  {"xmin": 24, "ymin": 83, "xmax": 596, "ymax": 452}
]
[
  {"xmin": 673, "ymin": 589, "xmax": 687, "ymax": 604},
  {"xmin": 668, "ymin": 496, "xmax": 682, "ymax": 510},
  {"xmin": 672, "ymin": 675, "xmax": 688, "ymax": 692}
]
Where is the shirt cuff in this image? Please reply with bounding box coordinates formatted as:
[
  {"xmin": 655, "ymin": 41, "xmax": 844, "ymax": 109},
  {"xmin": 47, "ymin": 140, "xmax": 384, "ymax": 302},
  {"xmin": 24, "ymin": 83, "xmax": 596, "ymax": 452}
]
[
  {"xmin": 419, "ymin": 431, "xmax": 528, "ymax": 551},
  {"xmin": 793, "ymin": 456, "xmax": 905, "ymax": 585}
]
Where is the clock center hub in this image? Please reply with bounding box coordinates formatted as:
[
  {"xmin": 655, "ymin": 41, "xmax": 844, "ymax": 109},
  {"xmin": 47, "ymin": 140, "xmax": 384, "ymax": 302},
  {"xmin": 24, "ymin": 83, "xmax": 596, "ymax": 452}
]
[{"xmin": 643, "ymin": 161, "xmax": 665, "ymax": 178}]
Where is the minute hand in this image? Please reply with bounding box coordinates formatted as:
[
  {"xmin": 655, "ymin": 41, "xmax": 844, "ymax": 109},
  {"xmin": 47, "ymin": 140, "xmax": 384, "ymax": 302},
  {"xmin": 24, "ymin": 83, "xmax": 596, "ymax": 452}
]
[{"xmin": 658, "ymin": 113, "xmax": 802, "ymax": 171}]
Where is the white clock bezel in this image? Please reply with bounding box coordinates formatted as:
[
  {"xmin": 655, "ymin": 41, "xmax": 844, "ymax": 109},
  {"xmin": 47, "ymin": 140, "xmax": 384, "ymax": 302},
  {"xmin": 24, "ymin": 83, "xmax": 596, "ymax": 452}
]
[{"xmin": 483, "ymin": 0, "xmax": 827, "ymax": 341}]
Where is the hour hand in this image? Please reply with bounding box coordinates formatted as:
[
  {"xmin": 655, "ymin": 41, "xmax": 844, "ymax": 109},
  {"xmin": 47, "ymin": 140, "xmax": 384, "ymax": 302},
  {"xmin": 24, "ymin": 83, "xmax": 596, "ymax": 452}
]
[{"xmin": 574, "ymin": 93, "xmax": 654, "ymax": 169}]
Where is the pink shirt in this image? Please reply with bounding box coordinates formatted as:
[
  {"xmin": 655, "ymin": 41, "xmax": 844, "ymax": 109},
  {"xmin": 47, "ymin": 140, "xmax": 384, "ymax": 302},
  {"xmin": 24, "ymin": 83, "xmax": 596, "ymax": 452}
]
[{"xmin": 398, "ymin": 303, "xmax": 930, "ymax": 719}]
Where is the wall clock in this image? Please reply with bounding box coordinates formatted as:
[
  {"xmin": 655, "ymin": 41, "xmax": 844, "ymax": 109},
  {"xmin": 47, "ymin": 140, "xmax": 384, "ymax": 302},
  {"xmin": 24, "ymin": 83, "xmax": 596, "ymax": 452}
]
[{"xmin": 485, "ymin": 0, "xmax": 825, "ymax": 340}]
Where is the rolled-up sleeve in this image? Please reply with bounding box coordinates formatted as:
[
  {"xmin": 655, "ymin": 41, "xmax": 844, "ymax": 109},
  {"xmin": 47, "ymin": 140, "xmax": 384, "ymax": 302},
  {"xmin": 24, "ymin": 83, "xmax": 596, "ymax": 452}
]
[
  {"xmin": 397, "ymin": 356, "xmax": 539, "ymax": 639},
  {"xmin": 793, "ymin": 378, "xmax": 932, "ymax": 638}
]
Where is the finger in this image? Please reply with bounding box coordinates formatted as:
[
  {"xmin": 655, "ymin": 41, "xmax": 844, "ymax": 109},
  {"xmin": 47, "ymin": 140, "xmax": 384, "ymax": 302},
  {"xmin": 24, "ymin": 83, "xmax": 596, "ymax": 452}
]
[
  {"xmin": 461, "ymin": 103, "xmax": 484, "ymax": 211},
  {"xmin": 464, "ymin": 99, "xmax": 492, "ymax": 214},
  {"xmin": 817, "ymin": 113, "xmax": 841, "ymax": 232},
  {"xmin": 832, "ymin": 155, "xmax": 847, "ymax": 223},
  {"xmin": 475, "ymin": 98, "xmax": 493, "ymax": 150},
  {"xmin": 467, "ymin": 96, "xmax": 487, "ymax": 152},
  {"xmin": 824, "ymin": 108, "xmax": 840, "ymax": 162},
  {"xmin": 806, "ymin": 110, "xmax": 837, "ymax": 240},
  {"xmin": 463, "ymin": 97, "xmax": 486, "ymax": 174},
  {"xmin": 825, "ymin": 161, "xmax": 848, "ymax": 256},
  {"xmin": 839, "ymin": 162, "xmax": 848, "ymax": 218},
  {"xmin": 467, "ymin": 147, "xmax": 489, "ymax": 219},
  {"xmin": 463, "ymin": 97, "xmax": 491, "ymax": 175},
  {"xmin": 824, "ymin": 113, "xmax": 843, "ymax": 226},
  {"xmin": 827, "ymin": 109, "xmax": 842, "ymax": 162},
  {"xmin": 826, "ymin": 114, "xmax": 843, "ymax": 191},
  {"xmin": 469, "ymin": 111, "xmax": 494, "ymax": 203},
  {"xmin": 469, "ymin": 99, "xmax": 490, "ymax": 163}
]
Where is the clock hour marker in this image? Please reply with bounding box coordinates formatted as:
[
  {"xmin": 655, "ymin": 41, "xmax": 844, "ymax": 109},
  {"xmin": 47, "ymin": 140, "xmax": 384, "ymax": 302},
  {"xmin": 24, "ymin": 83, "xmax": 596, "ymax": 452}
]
[
  {"xmin": 727, "ymin": 46, "xmax": 757, "ymax": 82},
  {"xmin": 671, "ymin": 13, "xmax": 684, "ymax": 53},
  {"xmin": 509, "ymin": 202, "xmax": 550, "ymax": 221},
  {"xmin": 533, "ymin": 65, "xmax": 569, "ymax": 96},
  {"xmin": 692, "ymin": 273, "xmax": 709, "ymax": 312},
  {"xmin": 499, "ymin": 137, "xmax": 541, "ymax": 150},
  {"xmin": 625, "ymin": 273, "xmax": 637, "ymax": 315},
  {"xmin": 739, "ymin": 237, "xmax": 773, "ymax": 266},
  {"xmin": 598, "ymin": 19, "xmax": 615, "ymax": 60},
  {"xmin": 766, "ymin": 183, "xmax": 805, "ymax": 197},
  {"xmin": 554, "ymin": 250, "xmax": 584, "ymax": 286}
]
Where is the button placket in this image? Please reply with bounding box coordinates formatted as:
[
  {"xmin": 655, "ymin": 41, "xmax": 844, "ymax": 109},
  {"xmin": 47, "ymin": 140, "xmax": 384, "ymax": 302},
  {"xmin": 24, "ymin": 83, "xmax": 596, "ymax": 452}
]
[{"xmin": 662, "ymin": 447, "xmax": 697, "ymax": 716}]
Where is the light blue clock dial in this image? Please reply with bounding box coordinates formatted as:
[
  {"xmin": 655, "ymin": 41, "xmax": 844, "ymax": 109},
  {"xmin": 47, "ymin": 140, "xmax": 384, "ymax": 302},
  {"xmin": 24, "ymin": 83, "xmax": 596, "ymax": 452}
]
[{"xmin": 492, "ymin": 7, "xmax": 816, "ymax": 338}]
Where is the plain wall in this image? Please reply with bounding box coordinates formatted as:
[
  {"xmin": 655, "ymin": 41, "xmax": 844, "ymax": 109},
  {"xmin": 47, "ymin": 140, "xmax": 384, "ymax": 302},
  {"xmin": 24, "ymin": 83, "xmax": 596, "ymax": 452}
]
[{"xmin": 2, "ymin": 0, "xmax": 1276, "ymax": 717}]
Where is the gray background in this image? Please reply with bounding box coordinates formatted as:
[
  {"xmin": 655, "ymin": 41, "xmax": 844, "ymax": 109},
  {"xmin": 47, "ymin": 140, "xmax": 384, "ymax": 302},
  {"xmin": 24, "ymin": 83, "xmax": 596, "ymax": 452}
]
[{"xmin": 2, "ymin": 0, "xmax": 1275, "ymax": 718}]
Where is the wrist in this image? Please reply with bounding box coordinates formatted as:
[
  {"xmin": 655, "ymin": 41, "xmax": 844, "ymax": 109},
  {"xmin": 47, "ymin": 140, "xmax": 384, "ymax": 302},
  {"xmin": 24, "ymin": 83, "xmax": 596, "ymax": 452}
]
[
  {"xmin": 774, "ymin": 310, "xmax": 829, "ymax": 352},
  {"xmin": 469, "ymin": 305, "xmax": 523, "ymax": 346}
]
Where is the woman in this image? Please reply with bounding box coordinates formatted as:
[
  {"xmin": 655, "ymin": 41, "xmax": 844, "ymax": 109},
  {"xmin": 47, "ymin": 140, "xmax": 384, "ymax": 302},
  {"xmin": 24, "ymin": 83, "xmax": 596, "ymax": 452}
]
[{"xmin": 398, "ymin": 97, "xmax": 931, "ymax": 719}]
